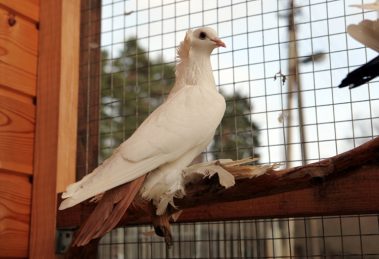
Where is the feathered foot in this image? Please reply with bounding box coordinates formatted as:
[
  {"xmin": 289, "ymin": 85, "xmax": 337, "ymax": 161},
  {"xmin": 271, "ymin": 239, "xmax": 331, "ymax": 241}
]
[{"xmin": 149, "ymin": 202, "xmax": 174, "ymax": 247}]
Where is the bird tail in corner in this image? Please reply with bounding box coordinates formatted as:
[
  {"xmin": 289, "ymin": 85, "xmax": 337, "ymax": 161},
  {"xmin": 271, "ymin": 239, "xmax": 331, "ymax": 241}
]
[{"xmin": 71, "ymin": 175, "xmax": 146, "ymax": 247}]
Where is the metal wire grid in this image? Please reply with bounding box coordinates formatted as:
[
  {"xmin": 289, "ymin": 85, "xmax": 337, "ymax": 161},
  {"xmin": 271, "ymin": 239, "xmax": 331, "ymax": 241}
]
[
  {"xmin": 77, "ymin": 0, "xmax": 379, "ymax": 258},
  {"xmin": 98, "ymin": 215, "xmax": 379, "ymax": 258},
  {"xmin": 98, "ymin": 0, "xmax": 379, "ymax": 166}
]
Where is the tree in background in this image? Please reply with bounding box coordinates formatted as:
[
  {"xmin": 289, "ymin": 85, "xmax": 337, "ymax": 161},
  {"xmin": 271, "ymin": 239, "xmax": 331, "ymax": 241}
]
[
  {"xmin": 211, "ymin": 92, "xmax": 260, "ymax": 160},
  {"xmin": 100, "ymin": 38, "xmax": 260, "ymax": 161}
]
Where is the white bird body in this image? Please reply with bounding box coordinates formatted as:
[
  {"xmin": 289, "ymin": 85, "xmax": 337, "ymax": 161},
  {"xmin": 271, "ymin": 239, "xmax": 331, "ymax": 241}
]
[{"xmin": 59, "ymin": 27, "xmax": 226, "ymax": 214}]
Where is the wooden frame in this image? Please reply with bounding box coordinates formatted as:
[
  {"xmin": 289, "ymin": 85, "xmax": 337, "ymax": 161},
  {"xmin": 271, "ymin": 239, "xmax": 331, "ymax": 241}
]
[{"xmin": 30, "ymin": 0, "xmax": 80, "ymax": 257}]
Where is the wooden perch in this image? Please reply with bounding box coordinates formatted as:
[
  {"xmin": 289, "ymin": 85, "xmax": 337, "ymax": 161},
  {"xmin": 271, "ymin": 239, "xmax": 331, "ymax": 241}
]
[
  {"xmin": 58, "ymin": 137, "xmax": 379, "ymax": 246},
  {"xmin": 177, "ymin": 136, "xmax": 379, "ymax": 208}
]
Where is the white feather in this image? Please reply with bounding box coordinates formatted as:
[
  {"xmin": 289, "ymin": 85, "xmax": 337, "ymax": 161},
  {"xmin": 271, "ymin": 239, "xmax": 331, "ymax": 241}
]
[
  {"xmin": 59, "ymin": 152, "xmax": 165, "ymax": 210},
  {"xmin": 168, "ymin": 30, "xmax": 193, "ymax": 98}
]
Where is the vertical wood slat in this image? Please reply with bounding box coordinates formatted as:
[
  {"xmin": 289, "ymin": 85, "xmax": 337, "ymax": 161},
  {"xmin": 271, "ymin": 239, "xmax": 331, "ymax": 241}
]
[
  {"xmin": 56, "ymin": 0, "xmax": 81, "ymax": 193},
  {"xmin": 30, "ymin": 0, "xmax": 80, "ymax": 257}
]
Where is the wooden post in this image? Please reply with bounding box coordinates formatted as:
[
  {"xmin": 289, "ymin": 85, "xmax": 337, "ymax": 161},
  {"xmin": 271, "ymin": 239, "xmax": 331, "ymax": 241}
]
[{"xmin": 30, "ymin": 0, "xmax": 80, "ymax": 257}]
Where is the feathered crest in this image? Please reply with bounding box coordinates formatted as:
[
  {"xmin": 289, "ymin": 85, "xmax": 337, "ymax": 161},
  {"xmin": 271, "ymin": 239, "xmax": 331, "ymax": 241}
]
[
  {"xmin": 177, "ymin": 29, "xmax": 193, "ymax": 63},
  {"xmin": 175, "ymin": 30, "xmax": 193, "ymax": 78},
  {"xmin": 166, "ymin": 30, "xmax": 193, "ymax": 98}
]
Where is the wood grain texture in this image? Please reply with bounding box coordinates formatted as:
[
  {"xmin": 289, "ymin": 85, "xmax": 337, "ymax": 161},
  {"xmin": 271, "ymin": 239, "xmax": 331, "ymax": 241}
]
[
  {"xmin": 30, "ymin": 0, "xmax": 60, "ymax": 253},
  {"xmin": 177, "ymin": 165, "xmax": 379, "ymax": 222},
  {"xmin": 0, "ymin": 83, "xmax": 34, "ymax": 104},
  {"xmin": 0, "ymin": 171, "xmax": 31, "ymax": 258},
  {"xmin": 0, "ymin": 62, "xmax": 36, "ymax": 97},
  {"xmin": 0, "ymin": 0, "xmax": 39, "ymax": 22},
  {"xmin": 0, "ymin": 7, "xmax": 38, "ymax": 78},
  {"xmin": 30, "ymin": 0, "xmax": 80, "ymax": 257},
  {"xmin": 56, "ymin": 0, "xmax": 80, "ymax": 193},
  {"xmin": 0, "ymin": 95, "xmax": 34, "ymax": 175}
]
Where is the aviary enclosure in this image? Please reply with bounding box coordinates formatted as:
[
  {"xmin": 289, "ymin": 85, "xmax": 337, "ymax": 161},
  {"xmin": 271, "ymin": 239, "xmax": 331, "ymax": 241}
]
[
  {"xmin": 68, "ymin": 0, "xmax": 379, "ymax": 257},
  {"xmin": 0, "ymin": 0, "xmax": 379, "ymax": 258}
]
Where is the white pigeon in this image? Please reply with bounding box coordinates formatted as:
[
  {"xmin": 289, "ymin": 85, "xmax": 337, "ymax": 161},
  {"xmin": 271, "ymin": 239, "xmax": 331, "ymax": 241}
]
[{"xmin": 59, "ymin": 27, "xmax": 226, "ymax": 215}]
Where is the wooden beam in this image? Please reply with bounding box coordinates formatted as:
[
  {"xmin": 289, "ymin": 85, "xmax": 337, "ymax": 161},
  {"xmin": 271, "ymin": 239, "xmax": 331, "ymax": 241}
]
[
  {"xmin": 57, "ymin": 137, "xmax": 379, "ymax": 229},
  {"xmin": 30, "ymin": 0, "xmax": 80, "ymax": 257}
]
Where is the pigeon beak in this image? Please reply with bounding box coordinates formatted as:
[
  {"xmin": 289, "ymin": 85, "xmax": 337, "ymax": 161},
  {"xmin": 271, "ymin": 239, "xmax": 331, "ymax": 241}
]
[{"xmin": 211, "ymin": 37, "xmax": 226, "ymax": 48}]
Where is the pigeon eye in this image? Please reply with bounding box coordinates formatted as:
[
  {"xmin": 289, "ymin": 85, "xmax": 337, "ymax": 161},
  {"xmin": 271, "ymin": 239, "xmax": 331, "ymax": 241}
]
[{"xmin": 199, "ymin": 32, "xmax": 207, "ymax": 40}]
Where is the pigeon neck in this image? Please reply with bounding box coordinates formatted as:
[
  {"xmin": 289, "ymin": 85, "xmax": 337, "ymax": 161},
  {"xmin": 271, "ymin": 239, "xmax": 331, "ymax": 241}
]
[{"xmin": 187, "ymin": 50, "xmax": 215, "ymax": 87}]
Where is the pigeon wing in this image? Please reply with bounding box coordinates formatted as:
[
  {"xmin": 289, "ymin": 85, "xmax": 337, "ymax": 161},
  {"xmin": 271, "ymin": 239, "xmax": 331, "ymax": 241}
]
[{"xmin": 121, "ymin": 85, "xmax": 224, "ymax": 162}]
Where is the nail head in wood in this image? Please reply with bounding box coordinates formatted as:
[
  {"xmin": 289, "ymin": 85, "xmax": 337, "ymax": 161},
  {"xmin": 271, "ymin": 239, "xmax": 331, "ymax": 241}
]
[{"xmin": 8, "ymin": 13, "xmax": 16, "ymax": 27}]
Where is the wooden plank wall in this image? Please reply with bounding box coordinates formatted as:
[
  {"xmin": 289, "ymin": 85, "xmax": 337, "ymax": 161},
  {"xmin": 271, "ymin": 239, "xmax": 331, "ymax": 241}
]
[
  {"xmin": 0, "ymin": 0, "xmax": 80, "ymax": 257},
  {"xmin": 0, "ymin": 0, "xmax": 39, "ymax": 257}
]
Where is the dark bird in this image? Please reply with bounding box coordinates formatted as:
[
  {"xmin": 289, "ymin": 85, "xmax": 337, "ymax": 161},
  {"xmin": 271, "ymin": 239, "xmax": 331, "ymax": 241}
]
[
  {"xmin": 339, "ymin": 2, "xmax": 379, "ymax": 88},
  {"xmin": 338, "ymin": 55, "xmax": 379, "ymax": 89}
]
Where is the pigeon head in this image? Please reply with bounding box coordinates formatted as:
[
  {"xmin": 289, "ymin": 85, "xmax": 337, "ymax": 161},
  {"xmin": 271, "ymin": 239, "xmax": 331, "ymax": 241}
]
[{"xmin": 190, "ymin": 27, "xmax": 226, "ymax": 53}]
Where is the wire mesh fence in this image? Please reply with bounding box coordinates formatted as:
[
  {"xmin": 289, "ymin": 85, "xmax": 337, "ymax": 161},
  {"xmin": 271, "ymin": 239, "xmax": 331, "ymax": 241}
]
[
  {"xmin": 98, "ymin": 215, "xmax": 379, "ymax": 258},
  {"xmin": 78, "ymin": 0, "xmax": 379, "ymax": 258}
]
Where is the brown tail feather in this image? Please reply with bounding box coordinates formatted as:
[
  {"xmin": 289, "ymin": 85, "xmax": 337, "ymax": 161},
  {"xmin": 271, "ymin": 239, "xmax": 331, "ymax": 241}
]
[{"xmin": 72, "ymin": 175, "xmax": 146, "ymax": 246}]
